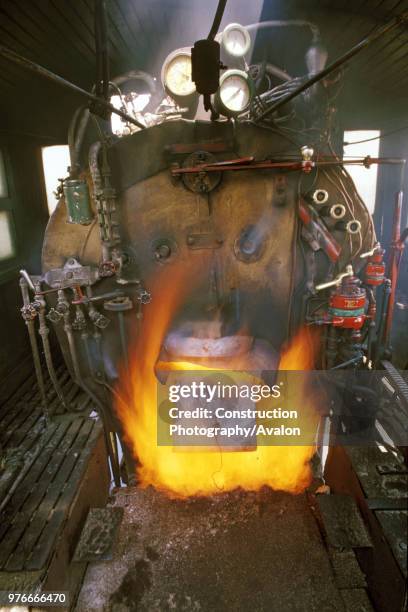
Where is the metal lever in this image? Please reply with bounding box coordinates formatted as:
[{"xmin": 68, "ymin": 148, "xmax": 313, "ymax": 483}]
[
  {"xmin": 315, "ymin": 265, "xmax": 354, "ymax": 292},
  {"xmin": 360, "ymin": 243, "xmax": 381, "ymax": 259},
  {"xmin": 19, "ymin": 269, "xmax": 36, "ymax": 292}
]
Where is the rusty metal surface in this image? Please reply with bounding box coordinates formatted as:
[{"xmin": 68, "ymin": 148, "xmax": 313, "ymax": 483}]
[{"xmin": 41, "ymin": 121, "xmax": 376, "ymax": 397}]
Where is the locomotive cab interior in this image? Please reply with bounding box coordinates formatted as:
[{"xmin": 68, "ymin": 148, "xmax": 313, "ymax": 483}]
[{"xmin": 0, "ymin": 1, "xmax": 407, "ymax": 611}]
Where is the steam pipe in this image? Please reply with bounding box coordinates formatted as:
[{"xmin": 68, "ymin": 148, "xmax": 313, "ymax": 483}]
[
  {"xmin": 376, "ymin": 279, "xmax": 391, "ymax": 363},
  {"xmin": 19, "ymin": 268, "xmax": 35, "ymax": 292},
  {"xmin": 208, "ymin": 0, "xmax": 227, "ymax": 40},
  {"xmin": 59, "ymin": 288, "xmax": 121, "ymax": 485},
  {"xmin": 68, "ymin": 105, "xmax": 91, "ymax": 177},
  {"xmin": 34, "ymin": 281, "xmax": 69, "ymax": 412},
  {"xmin": 246, "ymin": 20, "xmax": 320, "ymax": 39},
  {"xmin": 79, "ymin": 328, "xmax": 121, "ymax": 487},
  {"xmin": 366, "ymin": 287, "xmax": 376, "ymax": 364},
  {"xmin": 59, "ymin": 290, "xmax": 82, "ymax": 382},
  {"xmin": 0, "ymin": 44, "xmax": 146, "ymax": 130},
  {"xmin": 383, "ymin": 190, "xmax": 404, "ymax": 349},
  {"xmin": 94, "ymin": 0, "xmax": 110, "ymax": 103},
  {"xmin": 255, "ymin": 10, "xmax": 408, "ymax": 122},
  {"xmin": 19, "ymin": 276, "xmax": 48, "ymax": 417}
]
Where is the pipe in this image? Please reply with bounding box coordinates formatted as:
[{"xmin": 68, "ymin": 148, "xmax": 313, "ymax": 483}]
[
  {"xmin": 330, "ymin": 355, "xmax": 363, "ymax": 370},
  {"xmin": 80, "ymin": 328, "xmax": 121, "ymax": 486},
  {"xmin": 208, "ymin": 0, "xmax": 228, "ymax": 40},
  {"xmin": 19, "ymin": 268, "xmax": 35, "ymax": 292},
  {"xmin": 366, "ymin": 288, "xmax": 376, "ymax": 364},
  {"xmin": 256, "ymin": 10, "xmax": 408, "ymax": 122},
  {"xmin": 89, "ymin": 141, "xmax": 111, "ymax": 261},
  {"xmin": 59, "ymin": 288, "xmax": 121, "ymax": 485},
  {"xmin": 19, "ymin": 276, "xmax": 48, "ymax": 418},
  {"xmin": 383, "ymin": 191, "xmax": 404, "ymax": 349},
  {"xmin": 94, "ymin": 0, "xmax": 110, "ymax": 103},
  {"xmin": 59, "ymin": 290, "xmax": 82, "ymax": 382},
  {"xmin": 246, "ymin": 20, "xmax": 320, "ymax": 39},
  {"xmin": 34, "ymin": 282, "xmax": 69, "ymax": 412},
  {"xmin": 376, "ymin": 278, "xmax": 391, "ymax": 363},
  {"xmin": 68, "ymin": 105, "xmax": 91, "ymax": 177},
  {"xmin": 0, "ymin": 44, "xmax": 146, "ymax": 130}
]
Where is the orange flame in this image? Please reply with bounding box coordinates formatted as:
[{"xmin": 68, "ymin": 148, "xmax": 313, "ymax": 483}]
[{"xmin": 115, "ymin": 261, "xmax": 320, "ymax": 498}]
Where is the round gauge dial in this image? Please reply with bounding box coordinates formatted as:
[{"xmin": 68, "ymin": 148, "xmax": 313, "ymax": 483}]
[
  {"xmin": 222, "ymin": 23, "xmax": 251, "ymax": 58},
  {"xmin": 217, "ymin": 70, "xmax": 253, "ymax": 115},
  {"xmin": 162, "ymin": 50, "xmax": 195, "ymax": 97}
]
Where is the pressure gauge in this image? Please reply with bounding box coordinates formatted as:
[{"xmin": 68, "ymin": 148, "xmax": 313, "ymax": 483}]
[
  {"xmin": 222, "ymin": 23, "xmax": 251, "ymax": 58},
  {"xmin": 215, "ymin": 69, "xmax": 253, "ymax": 117},
  {"xmin": 161, "ymin": 49, "xmax": 195, "ymax": 98}
]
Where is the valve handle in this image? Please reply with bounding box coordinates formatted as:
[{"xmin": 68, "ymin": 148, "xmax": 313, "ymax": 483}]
[
  {"xmin": 315, "ymin": 264, "xmax": 354, "ymax": 292},
  {"xmin": 360, "ymin": 243, "xmax": 381, "ymax": 259}
]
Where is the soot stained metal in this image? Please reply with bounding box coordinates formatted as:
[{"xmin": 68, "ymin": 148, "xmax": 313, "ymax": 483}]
[{"xmin": 6, "ymin": 2, "xmax": 407, "ymax": 485}]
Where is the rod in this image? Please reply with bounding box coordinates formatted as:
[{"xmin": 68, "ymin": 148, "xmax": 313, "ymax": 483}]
[
  {"xmin": 383, "ymin": 191, "xmax": 404, "ymax": 348},
  {"xmin": 79, "ymin": 325, "xmax": 122, "ymax": 487},
  {"xmin": 60, "ymin": 287, "xmax": 121, "ymax": 486},
  {"xmin": 35, "ymin": 283, "xmax": 69, "ymax": 412},
  {"xmin": 256, "ymin": 10, "xmax": 408, "ymax": 122},
  {"xmin": 0, "ymin": 44, "xmax": 145, "ymax": 130},
  {"xmin": 376, "ymin": 279, "xmax": 391, "ymax": 364},
  {"xmin": 95, "ymin": 0, "xmax": 110, "ymax": 102},
  {"xmin": 172, "ymin": 156, "xmax": 406, "ymax": 175},
  {"xmin": 208, "ymin": 0, "xmax": 228, "ymax": 40},
  {"xmin": 117, "ymin": 312, "xmax": 130, "ymax": 378},
  {"xmin": 19, "ymin": 276, "xmax": 48, "ymax": 417}
]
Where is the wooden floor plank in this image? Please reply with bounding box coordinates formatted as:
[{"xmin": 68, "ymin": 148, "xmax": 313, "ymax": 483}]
[
  {"xmin": 0, "ymin": 370, "xmax": 57, "ymax": 442},
  {"xmin": 26, "ymin": 421, "xmax": 101, "ymax": 571},
  {"xmin": 1, "ymin": 392, "xmax": 37, "ymax": 437},
  {"xmin": 4, "ymin": 409, "xmax": 44, "ymax": 451},
  {"xmin": 0, "ymin": 361, "xmax": 66, "ymax": 426},
  {"xmin": 8, "ymin": 420, "xmax": 95, "ymax": 572},
  {"xmin": 0, "ymin": 419, "xmax": 57, "ymax": 510},
  {"xmin": 0, "ymin": 428, "xmax": 80, "ymax": 567},
  {"xmin": 0, "ymin": 421, "xmax": 67, "ymax": 537},
  {"xmin": 0, "ymin": 363, "xmax": 105, "ymax": 575},
  {"xmin": 0, "ymin": 373, "xmax": 36, "ymax": 422},
  {"xmin": 0, "ymin": 420, "xmax": 80, "ymax": 563}
]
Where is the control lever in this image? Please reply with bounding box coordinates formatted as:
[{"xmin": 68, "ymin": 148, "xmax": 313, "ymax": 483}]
[
  {"xmin": 359, "ymin": 243, "xmax": 381, "ymax": 259},
  {"xmin": 315, "ymin": 265, "xmax": 354, "ymax": 292}
]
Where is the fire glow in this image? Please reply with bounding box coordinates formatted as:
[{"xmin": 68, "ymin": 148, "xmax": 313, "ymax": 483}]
[{"xmin": 115, "ymin": 262, "xmax": 320, "ymax": 497}]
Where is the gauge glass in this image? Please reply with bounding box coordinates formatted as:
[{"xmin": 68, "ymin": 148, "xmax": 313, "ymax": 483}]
[
  {"xmin": 163, "ymin": 53, "xmax": 195, "ymax": 97},
  {"xmin": 222, "ymin": 23, "xmax": 250, "ymax": 57},
  {"xmin": 220, "ymin": 73, "xmax": 250, "ymax": 113}
]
